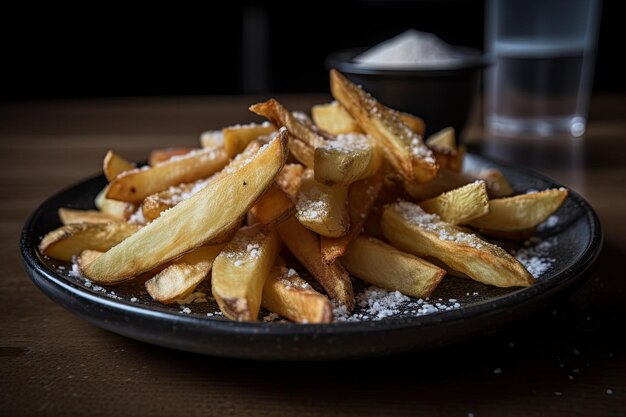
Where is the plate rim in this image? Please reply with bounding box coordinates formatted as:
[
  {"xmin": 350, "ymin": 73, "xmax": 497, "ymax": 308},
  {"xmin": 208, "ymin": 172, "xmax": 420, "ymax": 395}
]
[{"xmin": 20, "ymin": 152, "xmax": 603, "ymax": 337}]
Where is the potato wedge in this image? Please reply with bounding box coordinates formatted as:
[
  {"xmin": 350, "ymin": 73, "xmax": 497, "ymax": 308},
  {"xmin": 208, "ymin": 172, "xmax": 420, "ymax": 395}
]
[
  {"xmin": 277, "ymin": 216, "xmax": 354, "ymax": 309},
  {"xmin": 58, "ymin": 208, "xmax": 122, "ymax": 225},
  {"xmin": 419, "ymin": 181, "xmax": 489, "ymax": 225},
  {"xmin": 426, "ymin": 128, "xmax": 464, "ymax": 172},
  {"xmin": 200, "ymin": 130, "xmax": 224, "ymax": 148},
  {"xmin": 475, "ymin": 169, "xmax": 514, "ymax": 198},
  {"xmin": 103, "ymin": 150, "xmax": 134, "ymax": 181},
  {"xmin": 404, "ymin": 169, "xmax": 471, "ymax": 200},
  {"xmin": 249, "ymin": 185, "xmax": 295, "ymax": 225},
  {"xmin": 106, "ymin": 147, "xmax": 229, "ymax": 203},
  {"xmin": 262, "ymin": 259, "xmax": 333, "ymax": 324},
  {"xmin": 250, "ymin": 99, "xmax": 326, "ymax": 148},
  {"xmin": 149, "ymin": 148, "xmax": 194, "ymax": 166},
  {"xmin": 39, "ymin": 222, "xmax": 141, "ymax": 262},
  {"xmin": 321, "ymin": 168, "xmax": 384, "ymax": 263},
  {"xmin": 426, "ymin": 127, "xmax": 456, "ymax": 150},
  {"xmin": 296, "ymin": 169, "xmax": 349, "ymax": 238},
  {"xmin": 314, "ymin": 133, "xmax": 383, "ymax": 186},
  {"xmin": 76, "ymin": 249, "xmax": 104, "ymax": 269},
  {"xmin": 141, "ymin": 141, "xmax": 263, "ymax": 222},
  {"xmin": 95, "ymin": 185, "xmax": 136, "ymax": 220},
  {"xmin": 470, "ymin": 188, "xmax": 568, "ymax": 231},
  {"xmin": 289, "ymin": 138, "xmax": 315, "ymax": 168},
  {"xmin": 82, "ymin": 129, "xmax": 289, "ymax": 284},
  {"xmin": 145, "ymin": 245, "xmax": 224, "ymax": 304},
  {"xmin": 223, "ymin": 122, "xmax": 275, "ymax": 158},
  {"xmin": 275, "ymin": 163, "xmax": 304, "ymax": 198},
  {"xmin": 330, "ymin": 69, "xmax": 438, "ymax": 184},
  {"xmin": 382, "ymin": 201, "xmax": 534, "ymax": 287},
  {"xmin": 342, "ymin": 235, "xmax": 446, "ymax": 299},
  {"xmin": 312, "ymin": 101, "xmax": 425, "ymax": 136},
  {"xmin": 212, "ymin": 225, "xmax": 281, "ymax": 321}
]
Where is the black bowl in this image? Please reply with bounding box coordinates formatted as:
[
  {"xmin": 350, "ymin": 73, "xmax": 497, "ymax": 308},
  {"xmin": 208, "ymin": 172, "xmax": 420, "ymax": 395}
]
[{"xmin": 326, "ymin": 47, "xmax": 489, "ymax": 138}]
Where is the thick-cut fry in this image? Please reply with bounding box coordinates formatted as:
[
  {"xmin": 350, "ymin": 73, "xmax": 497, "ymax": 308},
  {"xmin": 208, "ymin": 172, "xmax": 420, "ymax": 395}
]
[
  {"xmin": 250, "ymin": 99, "xmax": 326, "ymax": 148},
  {"xmin": 103, "ymin": 150, "xmax": 135, "ymax": 182},
  {"xmin": 470, "ymin": 188, "xmax": 568, "ymax": 231},
  {"xmin": 106, "ymin": 147, "xmax": 229, "ymax": 203},
  {"xmin": 149, "ymin": 148, "xmax": 194, "ymax": 166},
  {"xmin": 382, "ymin": 201, "xmax": 534, "ymax": 287},
  {"xmin": 200, "ymin": 130, "xmax": 224, "ymax": 148},
  {"xmin": 249, "ymin": 185, "xmax": 295, "ymax": 225},
  {"xmin": 82, "ymin": 130, "xmax": 289, "ymax": 284},
  {"xmin": 321, "ymin": 168, "xmax": 384, "ymax": 263},
  {"xmin": 277, "ymin": 216, "xmax": 354, "ymax": 309},
  {"xmin": 275, "ymin": 163, "xmax": 304, "ymax": 198},
  {"xmin": 475, "ymin": 169, "xmax": 514, "ymax": 198},
  {"xmin": 289, "ymin": 138, "xmax": 315, "ymax": 168},
  {"xmin": 314, "ymin": 133, "xmax": 383, "ymax": 186},
  {"xmin": 76, "ymin": 249, "xmax": 104, "ymax": 269},
  {"xmin": 419, "ymin": 181, "xmax": 489, "ymax": 225},
  {"xmin": 296, "ymin": 169, "xmax": 349, "ymax": 238},
  {"xmin": 58, "ymin": 208, "xmax": 122, "ymax": 225},
  {"xmin": 342, "ymin": 235, "xmax": 446, "ymax": 299},
  {"xmin": 95, "ymin": 185, "xmax": 136, "ymax": 220},
  {"xmin": 262, "ymin": 259, "xmax": 333, "ymax": 324},
  {"xmin": 404, "ymin": 169, "xmax": 471, "ymax": 200},
  {"xmin": 141, "ymin": 141, "xmax": 263, "ymax": 222},
  {"xmin": 223, "ymin": 122, "xmax": 275, "ymax": 158},
  {"xmin": 212, "ymin": 225, "xmax": 281, "ymax": 321},
  {"xmin": 312, "ymin": 101, "xmax": 425, "ymax": 136},
  {"xmin": 39, "ymin": 223, "xmax": 141, "ymax": 262},
  {"xmin": 426, "ymin": 128, "xmax": 464, "ymax": 172},
  {"xmin": 330, "ymin": 69, "xmax": 438, "ymax": 184},
  {"xmin": 426, "ymin": 127, "xmax": 456, "ymax": 150},
  {"xmin": 145, "ymin": 245, "xmax": 224, "ymax": 304}
]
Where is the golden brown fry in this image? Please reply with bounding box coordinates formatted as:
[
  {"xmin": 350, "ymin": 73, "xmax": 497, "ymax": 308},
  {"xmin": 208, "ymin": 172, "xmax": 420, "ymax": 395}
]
[
  {"xmin": 58, "ymin": 208, "xmax": 122, "ymax": 225},
  {"xmin": 296, "ymin": 169, "xmax": 349, "ymax": 238},
  {"xmin": 314, "ymin": 133, "xmax": 383, "ymax": 186},
  {"xmin": 95, "ymin": 185, "xmax": 137, "ymax": 220},
  {"xmin": 223, "ymin": 122, "xmax": 275, "ymax": 158},
  {"xmin": 200, "ymin": 130, "xmax": 224, "ymax": 148},
  {"xmin": 250, "ymin": 98, "xmax": 326, "ymax": 148},
  {"xmin": 288, "ymin": 138, "xmax": 315, "ymax": 168},
  {"xmin": 39, "ymin": 223, "xmax": 141, "ymax": 262},
  {"xmin": 342, "ymin": 235, "xmax": 446, "ymax": 299},
  {"xmin": 149, "ymin": 148, "xmax": 194, "ymax": 166},
  {"xmin": 321, "ymin": 168, "xmax": 384, "ymax": 263},
  {"xmin": 76, "ymin": 249, "xmax": 103, "ymax": 269},
  {"xmin": 419, "ymin": 181, "xmax": 489, "ymax": 225},
  {"xmin": 398, "ymin": 112, "xmax": 425, "ymax": 137},
  {"xmin": 425, "ymin": 128, "xmax": 464, "ymax": 172},
  {"xmin": 262, "ymin": 258, "xmax": 333, "ymax": 324},
  {"xmin": 249, "ymin": 185, "xmax": 295, "ymax": 225},
  {"xmin": 82, "ymin": 129, "xmax": 289, "ymax": 284},
  {"xmin": 277, "ymin": 216, "xmax": 354, "ymax": 309},
  {"xmin": 404, "ymin": 169, "xmax": 471, "ymax": 200},
  {"xmin": 475, "ymin": 169, "xmax": 514, "ymax": 198},
  {"xmin": 106, "ymin": 147, "xmax": 229, "ymax": 203},
  {"xmin": 470, "ymin": 188, "xmax": 568, "ymax": 231},
  {"xmin": 212, "ymin": 225, "xmax": 281, "ymax": 321},
  {"xmin": 145, "ymin": 245, "xmax": 224, "ymax": 304},
  {"xmin": 275, "ymin": 163, "xmax": 304, "ymax": 198},
  {"xmin": 382, "ymin": 201, "xmax": 534, "ymax": 287},
  {"xmin": 330, "ymin": 69, "xmax": 438, "ymax": 184},
  {"xmin": 103, "ymin": 150, "xmax": 134, "ymax": 181}
]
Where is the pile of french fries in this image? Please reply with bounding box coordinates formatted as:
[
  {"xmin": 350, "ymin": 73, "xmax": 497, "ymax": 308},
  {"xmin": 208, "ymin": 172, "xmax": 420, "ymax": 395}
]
[{"xmin": 39, "ymin": 69, "xmax": 568, "ymax": 324}]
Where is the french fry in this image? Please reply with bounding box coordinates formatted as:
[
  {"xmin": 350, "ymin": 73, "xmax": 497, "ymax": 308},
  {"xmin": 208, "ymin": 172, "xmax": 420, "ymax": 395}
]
[
  {"xmin": 82, "ymin": 129, "xmax": 289, "ymax": 284},
  {"xmin": 39, "ymin": 223, "xmax": 141, "ymax": 262},
  {"xmin": 250, "ymin": 99, "xmax": 326, "ymax": 148},
  {"xmin": 145, "ymin": 245, "xmax": 224, "ymax": 304},
  {"xmin": 330, "ymin": 69, "xmax": 438, "ymax": 184},
  {"xmin": 382, "ymin": 201, "xmax": 534, "ymax": 287},
  {"xmin": 475, "ymin": 169, "xmax": 514, "ymax": 198},
  {"xmin": 296, "ymin": 169, "xmax": 349, "ymax": 238},
  {"xmin": 262, "ymin": 258, "xmax": 333, "ymax": 324},
  {"xmin": 426, "ymin": 127, "xmax": 456, "ymax": 150},
  {"xmin": 398, "ymin": 112, "xmax": 425, "ymax": 137},
  {"xmin": 76, "ymin": 249, "xmax": 104, "ymax": 269},
  {"xmin": 149, "ymin": 148, "xmax": 194, "ymax": 166},
  {"xmin": 426, "ymin": 128, "xmax": 464, "ymax": 172},
  {"xmin": 200, "ymin": 130, "xmax": 224, "ymax": 148},
  {"xmin": 321, "ymin": 168, "xmax": 384, "ymax": 263},
  {"xmin": 470, "ymin": 188, "xmax": 568, "ymax": 231},
  {"xmin": 106, "ymin": 147, "xmax": 229, "ymax": 203},
  {"xmin": 140, "ymin": 141, "xmax": 263, "ymax": 222},
  {"xmin": 342, "ymin": 235, "xmax": 446, "ymax": 299},
  {"xmin": 277, "ymin": 216, "xmax": 354, "ymax": 309},
  {"xmin": 249, "ymin": 185, "xmax": 295, "ymax": 225},
  {"xmin": 314, "ymin": 133, "xmax": 383, "ymax": 186},
  {"xmin": 95, "ymin": 185, "xmax": 136, "ymax": 220},
  {"xmin": 404, "ymin": 169, "xmax": 471, "ymax": 200},
  {"xmin": 103, "ymin": 150, "xmax": 134, "ymax": 181},
  {"xmin": 275, "ymin": 163, "xmax": 304, "ymax": 198},
  {"xmin": 58, "ymin": 208, "xmax": 122, "ymax": 225},
  {"xmin": 223, "ymin": 122, "xmax": 275, "ymax": 158},
  {"xmin": 212, "ymin": 225, "xmax": 281, "ymax": 321},
  {"xmin": 289, "ymin": 138, "xmax": 315, "ymax": 168},
  {"xmin": 419, "ymin": 181, "xmax": 489, "ymax": 225}
]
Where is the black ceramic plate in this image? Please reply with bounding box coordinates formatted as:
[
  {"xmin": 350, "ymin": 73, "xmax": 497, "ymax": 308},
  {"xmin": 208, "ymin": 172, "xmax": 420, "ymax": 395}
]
[{"xmin": 21, "ymin": 154, "xmax": 602, "ymax": 360}]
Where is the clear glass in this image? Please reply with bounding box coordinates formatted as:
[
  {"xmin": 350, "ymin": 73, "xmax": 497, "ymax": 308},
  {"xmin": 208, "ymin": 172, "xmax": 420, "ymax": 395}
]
[{"xmin": 485, "ymin": 0, "xmax": 601, "ymax": 138}]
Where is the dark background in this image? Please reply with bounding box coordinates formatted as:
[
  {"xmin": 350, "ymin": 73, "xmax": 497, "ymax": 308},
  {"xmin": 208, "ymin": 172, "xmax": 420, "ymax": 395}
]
[{"xmin": 2, "ymin": 0, "xmax": 619, "ymax": 101}]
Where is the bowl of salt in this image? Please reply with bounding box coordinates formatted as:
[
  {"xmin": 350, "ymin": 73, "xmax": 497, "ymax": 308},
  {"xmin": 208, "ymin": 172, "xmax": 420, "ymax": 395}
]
[{"xmin": 326, "ymin": 30, "xmax": 488, "ymax": 139}]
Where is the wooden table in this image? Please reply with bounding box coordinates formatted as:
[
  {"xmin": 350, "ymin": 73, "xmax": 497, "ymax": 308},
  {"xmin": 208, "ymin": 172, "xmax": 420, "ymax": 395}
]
[{"xmin": 1, "ymin": 95, "xmax": 624, "ymax": 417}]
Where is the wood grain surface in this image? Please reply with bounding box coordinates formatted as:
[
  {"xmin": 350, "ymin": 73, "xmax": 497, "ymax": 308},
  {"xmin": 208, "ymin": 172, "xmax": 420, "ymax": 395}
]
[{"xmin": 1, "ymin": 95, "xmax": 624, "ymax": 417}]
